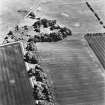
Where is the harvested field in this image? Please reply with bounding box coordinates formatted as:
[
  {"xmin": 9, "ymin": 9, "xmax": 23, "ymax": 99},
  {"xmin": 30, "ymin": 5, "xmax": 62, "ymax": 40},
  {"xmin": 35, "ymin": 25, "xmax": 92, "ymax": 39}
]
[
  {"xmin": 85, "ymin": 33, "xmax": 105, "ymax": 70},
  {"xmin": 0, "ymin": 42, "xmax": 34, "ymax": 105},
  {"xmin": 37, "ymin": 36, "xmax": 105, "ymax": 105}
]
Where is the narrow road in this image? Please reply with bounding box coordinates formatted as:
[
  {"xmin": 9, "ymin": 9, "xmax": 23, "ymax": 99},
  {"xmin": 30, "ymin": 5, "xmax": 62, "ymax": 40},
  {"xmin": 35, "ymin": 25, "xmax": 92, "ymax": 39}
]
[{"xmin": 37, "ymin": 36, "xmax": 105, "ymax": 105}]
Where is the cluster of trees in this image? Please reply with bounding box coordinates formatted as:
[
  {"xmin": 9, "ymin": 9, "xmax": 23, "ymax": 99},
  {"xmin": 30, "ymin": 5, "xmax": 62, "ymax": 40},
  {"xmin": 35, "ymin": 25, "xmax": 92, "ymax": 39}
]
[
  {"xmin": 32, "ymin": 18, "xmax": 72, "ymax": 42},
  {"xmin": 32, "ymin": 29, "xmax": 71, "ymax": 42},
  {"xmin": 33, "ymin": 18, "xmax": 56, "ymax": 28},
  {"xmin": 3, "ymin": 18, "xmax": 72, "ymax": 43}
]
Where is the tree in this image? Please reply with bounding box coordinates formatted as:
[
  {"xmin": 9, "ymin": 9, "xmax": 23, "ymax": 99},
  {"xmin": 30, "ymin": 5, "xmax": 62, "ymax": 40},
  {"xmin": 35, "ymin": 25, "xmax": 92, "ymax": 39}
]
[
  {"xmin": 28, "ymin": 12, "xmax": 36, "ymax": 19},
  {"xmin": 33, "ymin": 21, "xmax": 41, "ymax": 28},
  {"xmin": 7, "ymin": 31, "xmax": 13, "ymax": 36},
  {"xmin": 41, "ymin": 18, "xmax": 49, "ymax": 28},
  {"xmin": 26, "ymin": 41, "xmax": 36, "ymax": 51},
  {"xmin": 24, "ymin": 51, "xmax": 38, "ymax": 64},
  {"xmin": 49, "ymin": 20, "xmax": 56, "ymax": 27}
]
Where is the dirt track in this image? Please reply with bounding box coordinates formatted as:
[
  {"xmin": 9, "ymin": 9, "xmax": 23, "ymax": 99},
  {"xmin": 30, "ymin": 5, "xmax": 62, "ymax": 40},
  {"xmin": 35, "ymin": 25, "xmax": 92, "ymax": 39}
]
[{"xmin": 37, "ymin": 36, "xmax": 105, "ymax": 105}]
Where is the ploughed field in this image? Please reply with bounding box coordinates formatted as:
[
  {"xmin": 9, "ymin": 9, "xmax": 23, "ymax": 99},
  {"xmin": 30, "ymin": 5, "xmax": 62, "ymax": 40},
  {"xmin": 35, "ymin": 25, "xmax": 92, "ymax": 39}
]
[
  {"xmin": 0, "ymin": 43, "xmax": 34, "ymax": 105},
  {"xmin": 37, "ymin": 36, "xmax": 105, "ymax": 105},
  {"xmin": 85, "ymin": 33, "xmax": 105, "ymax": 70}
]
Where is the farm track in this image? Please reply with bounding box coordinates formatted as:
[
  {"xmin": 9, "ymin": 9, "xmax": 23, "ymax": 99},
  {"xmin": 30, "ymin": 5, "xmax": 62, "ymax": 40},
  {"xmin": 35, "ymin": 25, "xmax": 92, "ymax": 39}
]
[{"xmin": 37, "ymin": 36, "xmax": 105, "ymax": 105}]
